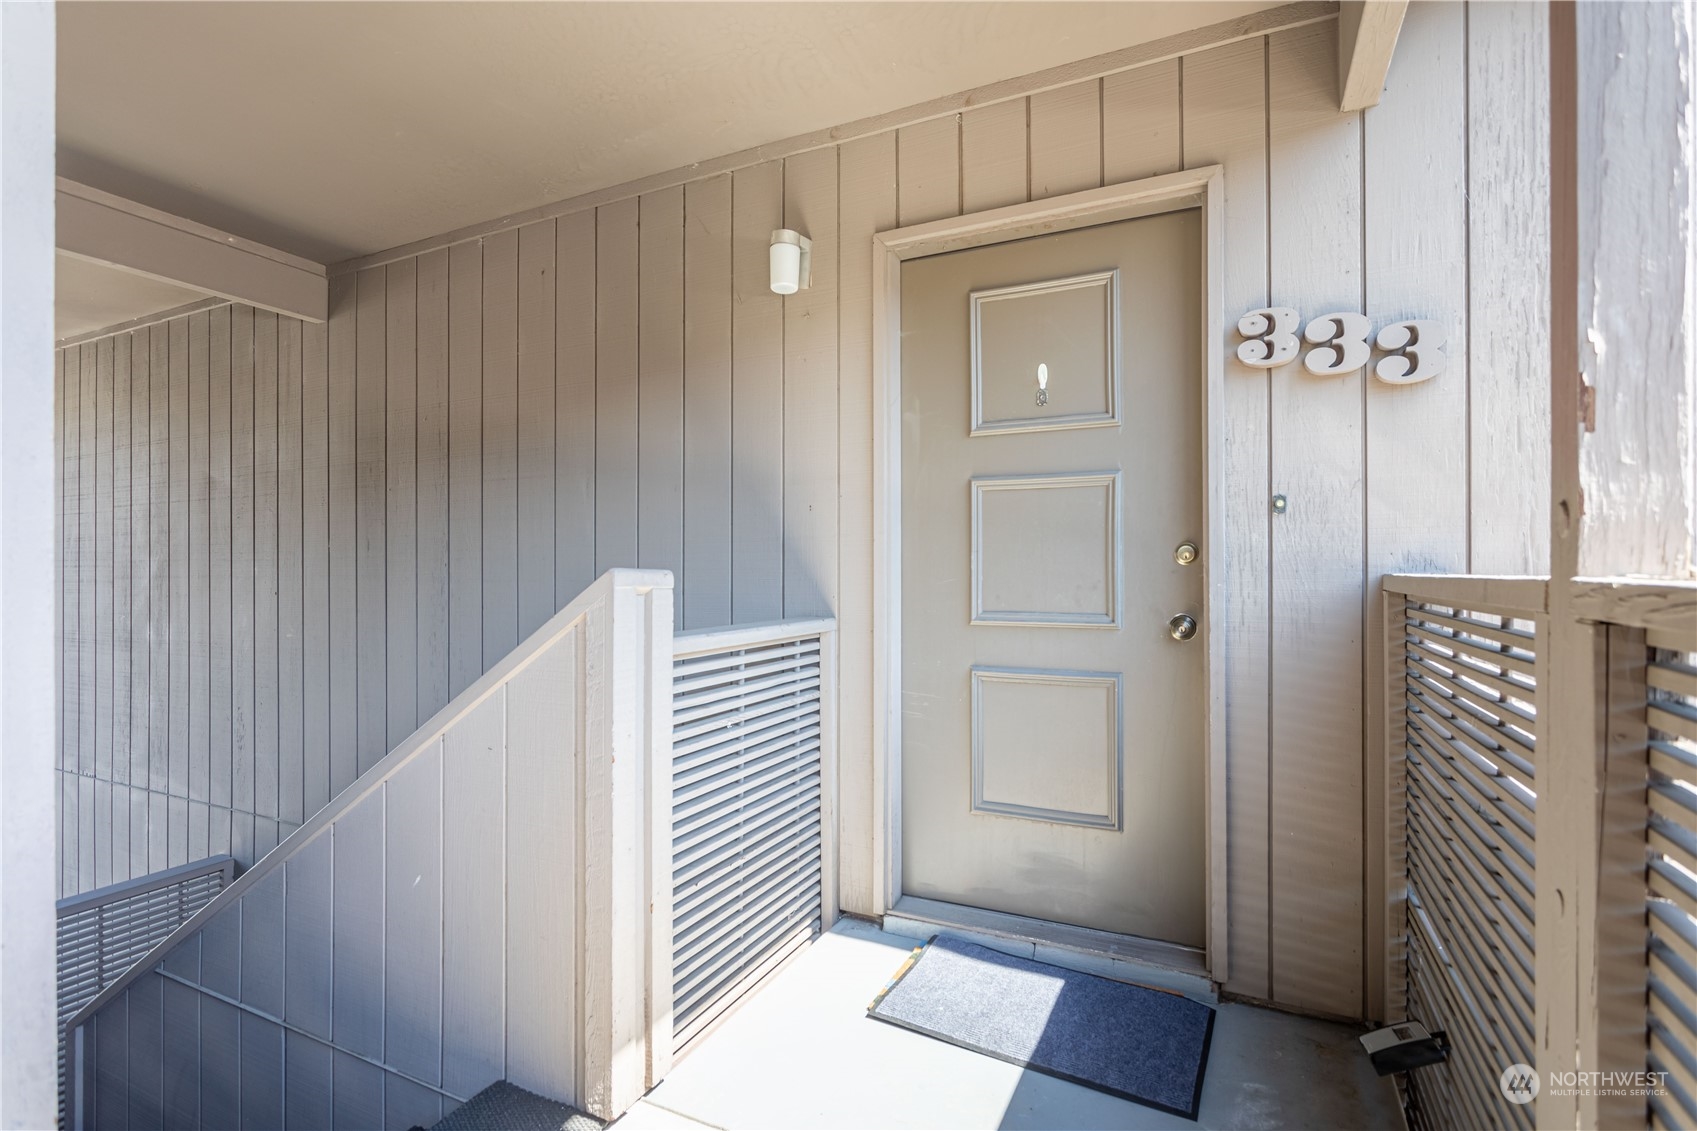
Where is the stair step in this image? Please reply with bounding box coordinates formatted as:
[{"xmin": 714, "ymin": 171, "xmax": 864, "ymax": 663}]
[{"xmin": 431, "ymin": 1081, "xmax": 602, "ymax": 1131}]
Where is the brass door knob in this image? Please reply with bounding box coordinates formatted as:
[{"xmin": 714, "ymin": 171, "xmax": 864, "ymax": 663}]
[{"xmin": 1168, "ymin": 613, "xmax": 1198, "ymax": 641}]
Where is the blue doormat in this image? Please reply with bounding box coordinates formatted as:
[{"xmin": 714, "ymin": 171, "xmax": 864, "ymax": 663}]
[{"xmin": 868, "ymin": 935, "xmax": 1215, "ymax": 1120}]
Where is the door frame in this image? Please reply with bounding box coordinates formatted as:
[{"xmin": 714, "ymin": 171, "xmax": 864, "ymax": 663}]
[{"xmin": 869, "ymin": 165, "xmax": 1230, "ymax": 982}]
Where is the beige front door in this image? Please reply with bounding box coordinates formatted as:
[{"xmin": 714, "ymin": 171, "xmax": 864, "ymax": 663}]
[{"xmin": 900, "ymin": 210, "xmax": 1205, "ymax": 946}]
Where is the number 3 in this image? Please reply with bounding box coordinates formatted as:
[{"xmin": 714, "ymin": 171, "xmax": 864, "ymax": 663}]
[
  {"xmin": 1374, "ymin": 320, "xmax": 1447, "ymax": 384},
  {"xmin": 1302, "ymin": 312, "xmax": 1373, "ymax": 376},
  {"xmin": 1235, "ymin": 307, "xmax": 1301, "ymax": 369}
]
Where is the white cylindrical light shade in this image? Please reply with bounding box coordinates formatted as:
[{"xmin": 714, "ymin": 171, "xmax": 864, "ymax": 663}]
[{"xmin": 769, "ymin": 240, "xmax": 801, "ymax": 295}]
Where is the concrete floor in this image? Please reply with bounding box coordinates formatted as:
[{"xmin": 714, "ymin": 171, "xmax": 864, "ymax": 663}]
[{"xmin": 617, "ymin": 919, "xmax": 1405, "ymax": 1131}]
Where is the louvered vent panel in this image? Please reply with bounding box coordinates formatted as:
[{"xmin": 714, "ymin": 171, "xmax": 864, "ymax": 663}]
[
  {"xmin": 57, "ymin": 858, "xmax": 231, "ymax": 1126},
  {"xmin": 1647, "ymin": 627, "xmax": 1697, "ymax": 1131},
  {"xmin": 1397, "ymin": 597, "xmax": 1540, "ymax": 1131},
  {"xmin": 672, "ymin": 634, "xmax": 825, "ymax": 1053}
]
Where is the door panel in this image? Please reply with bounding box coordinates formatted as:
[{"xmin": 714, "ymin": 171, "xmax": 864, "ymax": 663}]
[
  {"xmin": 971, "ymin": 666, "xmax": 1122, "ymax": 829},
  {"xmin": 900, "ymin": 210, "xmax": 1205, "ymax": 945},
  {"xmin": 971, "ymin": 271, "xmax": 1119, "ymax": 433},
  {"xmin": 972, "ymin": 472, "xmax": 1119, "ymax": 627}
]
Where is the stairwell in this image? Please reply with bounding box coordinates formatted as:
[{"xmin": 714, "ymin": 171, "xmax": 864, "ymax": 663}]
[{"xmin": 62, "ymin": 570, "xmax": 674, "ymax": 1129}]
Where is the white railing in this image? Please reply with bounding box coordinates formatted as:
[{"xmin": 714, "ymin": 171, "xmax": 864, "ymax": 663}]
[
  {"xmin": 669, "ymin": 618, "xmax": 837, "ymax": 1055},
  {"xmin": 1384, "ymin": 575, "xmax": 1545, "ymax": 1131},
  {"xmin": 56, "ymin": 856, "xmax": 235, "ymax": 1126},
  {"xmin": 1569, "ymin": 580, "xmax": 1697, "ymax": 1131},
  {"xmin": 1386, "ymin": 574, "xmax": 1697, "ymax": 1131},
  {"xmin": 59, "ymin": 584, "xmax": 853, "ymax": 1129},
  {"xmin": 63, "ymin": 569, "xmax": 675, "ymax": 1127},
  {"xmin": 1643, "ymin": 618, "xmax": 1697, "ymax": 1129}
]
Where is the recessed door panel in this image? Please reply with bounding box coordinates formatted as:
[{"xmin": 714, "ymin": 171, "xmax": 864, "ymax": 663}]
[
  {"xmin": 901, "ymin": 211, "xmax": 1205, "ymax": 946},
  {"xmin": 971, "ymin": 271, "xmax": 1119, "ymax": 434},
  {"xmin": 971, "ymin": 667, "xmax": 1122, "ymax": 829},
  {"xmin": 972, "ymin": 473, "xmax": 1119, "ymax": 627}
]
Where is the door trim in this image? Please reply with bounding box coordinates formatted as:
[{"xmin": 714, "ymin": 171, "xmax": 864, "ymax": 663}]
[
  {"xmin": 869, "ymin": 165, "xmax": 1230, "ymax": 983},
  {"xmin": 885, "ymin": 895, "xmax": 1214, "ymax": 1002}
]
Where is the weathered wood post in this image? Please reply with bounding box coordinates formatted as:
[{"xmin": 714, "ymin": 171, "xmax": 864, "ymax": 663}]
[{"xmin": 1548, "ymin": 4, "xmax": 1695, "ymax": 1128}]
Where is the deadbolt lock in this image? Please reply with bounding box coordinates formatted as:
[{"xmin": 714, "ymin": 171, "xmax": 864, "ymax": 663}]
[
  {"xmin": 1174, "ymin": 541, "xmax": 1198, "ymax": 566},
  {"xmin": 1168, "ymin": 613, "xmax": 1198, "ymax": 642}
]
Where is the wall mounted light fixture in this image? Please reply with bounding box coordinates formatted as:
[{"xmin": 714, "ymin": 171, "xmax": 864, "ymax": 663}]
[{"xmin": 769, "ymin": 229, "xmax": 812, "ymax": 294}]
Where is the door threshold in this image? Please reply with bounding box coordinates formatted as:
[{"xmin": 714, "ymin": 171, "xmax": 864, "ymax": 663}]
[{"xmin": 882, "ymin": 896, "xmax": 1216, "ymax": 1003}]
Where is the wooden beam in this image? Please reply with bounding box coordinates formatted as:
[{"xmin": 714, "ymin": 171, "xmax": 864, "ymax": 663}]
[
  {"xmin": 1568, "ymin": 11, "xmax": 1693, "ymax": 1128},
  {"xmin": 1571, "ymin": 4, "xmax": 1697, "ymax": 581},
  {"xmin": 1338, "ymin": 1, "xmax": 1409, "ymax": 111},
  {"xmin": 1547, "ymin": 3, "xmax": 1693, "ymax": 1128},
  {"xmin": 1571, "ymin": 577, "xmax": 1697, "ymax": 634},
  {"xmin": 1540, "ymin": 8, "xmax": 1588, "ymax": 1125},
  {"xmin": 54, "ymin": 296, "xmax": 229, "ymax": 350},
  {"xmin": 1381, "ymin": 573, "xmax": 1548, "ymax": 618},
  {"xmin": 55, "ymin": 179, "xmax": 327, "ymax": 323},
  {"xmin": 1541, "ymin": 7, "xmax": 1590, "ymax": 1126}
]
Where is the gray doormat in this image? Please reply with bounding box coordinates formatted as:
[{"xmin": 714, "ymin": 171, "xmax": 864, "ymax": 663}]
[{"xmin": 868, "ymin": 935, "xmax": 1215, "ymax": 1120}]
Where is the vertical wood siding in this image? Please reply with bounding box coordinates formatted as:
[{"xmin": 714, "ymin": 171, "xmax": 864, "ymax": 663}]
[
  {"xmin": 1266, "ymin": 19, "xmax": 1368, "ymax": 1020},
  {"xmin": 1183, "ymin": 33, "xmax": 1274, "ymax": 1004},
  {"xmin": 54, "ymin": 4, "xmax": 1548, "ymax": 1020}
]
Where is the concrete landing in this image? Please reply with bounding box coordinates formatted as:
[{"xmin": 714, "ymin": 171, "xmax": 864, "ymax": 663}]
[{"xmin": 619, "ymin": 918, "xmax": 1404, "ymax": 1131}]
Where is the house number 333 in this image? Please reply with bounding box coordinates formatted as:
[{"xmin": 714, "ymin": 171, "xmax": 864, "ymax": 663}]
[{"xmin": 1235, "ymin": 307, "xmax": 1447, "ymax": 385}]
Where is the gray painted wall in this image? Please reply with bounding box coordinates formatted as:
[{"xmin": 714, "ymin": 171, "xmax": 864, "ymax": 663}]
[
  {"xmin": 55, "ymin": 2, "xmax": 1551, "ymax": 1021},
  {"xmin": 3, "ymin": 3, "xmax": 62, "ymax": 1125}
]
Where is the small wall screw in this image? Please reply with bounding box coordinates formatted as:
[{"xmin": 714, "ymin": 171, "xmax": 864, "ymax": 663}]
[{"xmin": 1272, "ymin": 494, "xmax": 1288, "ymax": 514}]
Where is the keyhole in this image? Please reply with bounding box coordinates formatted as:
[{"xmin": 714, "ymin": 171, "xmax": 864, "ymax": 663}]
[{"xmin": 1036, "ymin": 363, "xmax": 1049, "ymax": 406}]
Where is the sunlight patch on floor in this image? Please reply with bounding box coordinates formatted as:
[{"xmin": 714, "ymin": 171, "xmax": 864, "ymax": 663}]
[{"xmin": 622, "ymin": 918, "xmax": 1403, "ymax": 1131}]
